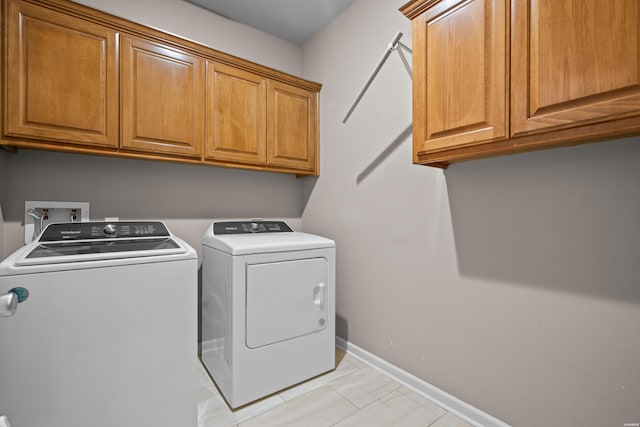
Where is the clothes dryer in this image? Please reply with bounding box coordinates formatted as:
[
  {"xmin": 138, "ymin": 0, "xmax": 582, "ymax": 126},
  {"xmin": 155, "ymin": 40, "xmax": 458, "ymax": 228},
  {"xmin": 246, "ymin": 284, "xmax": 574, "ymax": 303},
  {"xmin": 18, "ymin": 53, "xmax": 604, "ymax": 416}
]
[{"xmin": 200, "ymin": 220, "xmax": 335, "ymax": 408}]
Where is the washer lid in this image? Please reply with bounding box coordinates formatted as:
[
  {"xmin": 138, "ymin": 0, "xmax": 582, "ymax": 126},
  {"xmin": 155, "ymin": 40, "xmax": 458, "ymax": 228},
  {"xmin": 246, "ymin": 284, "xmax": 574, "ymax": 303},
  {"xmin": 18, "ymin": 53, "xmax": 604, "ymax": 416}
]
[{"xmin": 202, "ymin": 223, "xmax": 334, "ymax": 255}]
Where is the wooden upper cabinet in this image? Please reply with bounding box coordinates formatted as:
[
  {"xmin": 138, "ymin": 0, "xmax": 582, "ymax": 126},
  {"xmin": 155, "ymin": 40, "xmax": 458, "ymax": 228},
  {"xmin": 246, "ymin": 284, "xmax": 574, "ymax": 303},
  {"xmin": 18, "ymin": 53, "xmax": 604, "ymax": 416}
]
[
  {"xmin": 120, "ymin": 35, "xmax": 205, "ymax": 158},
  {"xmin": 205, "ymin": 62, "xmax": 267, "ymax": 165},
  {"xmin": 4, "ymin": 0, "xmax": 118, "ymax": 147},
  {"xmin": 206, "ymin": 63, "xmax": 319, "ymax": 173},
  {"xmin": 2, "ymin": 0, "xmax": 321, "ymax": 175},
  {"xmin": 511, "ymin": 0, "xmax": 640, "ymax": 137},
  {"xmin": 410, "ymin": 0, "xmax": 507, "ymax": 158},
  {"xmin": 267, "ymin": 81, "xmax": 318, "ymax": 172}
]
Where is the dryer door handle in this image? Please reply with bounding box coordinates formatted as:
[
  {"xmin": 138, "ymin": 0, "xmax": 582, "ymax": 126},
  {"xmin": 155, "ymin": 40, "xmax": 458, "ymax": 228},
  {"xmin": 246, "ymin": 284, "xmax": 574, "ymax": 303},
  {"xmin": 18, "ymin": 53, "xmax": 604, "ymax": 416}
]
[
  {"xmin": 0, "ymin": 414, "xmax": 14, "ymax": 427},
  {"xmin": 313, "ymin": 282, "xmax": 326, "ymax": 309}
]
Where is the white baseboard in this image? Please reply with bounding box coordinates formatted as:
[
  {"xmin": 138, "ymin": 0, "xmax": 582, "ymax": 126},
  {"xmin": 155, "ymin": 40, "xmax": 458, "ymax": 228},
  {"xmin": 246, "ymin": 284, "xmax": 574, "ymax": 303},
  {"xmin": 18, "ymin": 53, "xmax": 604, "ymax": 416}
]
[{"xmin": 335, "ymin": 337, "xmax": 510, "ymax": 427}]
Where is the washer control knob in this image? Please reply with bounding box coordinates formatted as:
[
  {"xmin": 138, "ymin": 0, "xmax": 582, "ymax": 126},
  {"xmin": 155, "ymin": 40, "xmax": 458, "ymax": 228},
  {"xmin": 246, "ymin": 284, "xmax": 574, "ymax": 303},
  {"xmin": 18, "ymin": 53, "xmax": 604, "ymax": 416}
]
[
  {"xmin": 103, "ymin": 223, "xmax": 117, "ymax": 235},
  {"xmin": 251, "ymin": 222, "xmax": 259, "ymax": 231}
]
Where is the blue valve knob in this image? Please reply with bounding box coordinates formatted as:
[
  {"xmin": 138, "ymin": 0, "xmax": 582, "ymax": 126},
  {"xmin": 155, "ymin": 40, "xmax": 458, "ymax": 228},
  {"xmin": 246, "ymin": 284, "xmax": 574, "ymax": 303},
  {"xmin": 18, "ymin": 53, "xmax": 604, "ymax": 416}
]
[{"xmin": 10, "ymin": 287, "xmax": 29, "ymax": 303}]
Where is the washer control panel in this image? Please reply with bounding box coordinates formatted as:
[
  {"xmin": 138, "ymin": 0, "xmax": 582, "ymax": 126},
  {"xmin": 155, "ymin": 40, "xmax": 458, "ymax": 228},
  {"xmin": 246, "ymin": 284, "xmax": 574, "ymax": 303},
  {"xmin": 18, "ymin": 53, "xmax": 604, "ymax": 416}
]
[
  {"xmin": 39, "ymin": 221, "xmax": 171, "ymax": 241},
  {"xmin": 214, "ymin": 221, "xmax": 293, "ymax": 235}
]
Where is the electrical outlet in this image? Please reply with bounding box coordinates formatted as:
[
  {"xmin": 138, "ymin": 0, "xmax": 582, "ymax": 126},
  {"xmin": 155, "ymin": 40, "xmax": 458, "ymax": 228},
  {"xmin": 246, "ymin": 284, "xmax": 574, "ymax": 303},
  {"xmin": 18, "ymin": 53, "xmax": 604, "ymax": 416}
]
[{"xmin": 24, "ymin": 201, "xmax": 90, "ymax": 244}]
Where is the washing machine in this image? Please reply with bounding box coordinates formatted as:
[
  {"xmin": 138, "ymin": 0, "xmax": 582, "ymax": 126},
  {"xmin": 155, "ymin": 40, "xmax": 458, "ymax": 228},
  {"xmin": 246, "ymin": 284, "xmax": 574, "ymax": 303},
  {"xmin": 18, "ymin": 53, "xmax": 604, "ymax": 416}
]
[
  {"xmin": 200, "ymin": 220, "xmax": 335, "ymax": 408},
  {"xmin": 0, "ymin": 221, "xmax": 197, "ymax": 427}
]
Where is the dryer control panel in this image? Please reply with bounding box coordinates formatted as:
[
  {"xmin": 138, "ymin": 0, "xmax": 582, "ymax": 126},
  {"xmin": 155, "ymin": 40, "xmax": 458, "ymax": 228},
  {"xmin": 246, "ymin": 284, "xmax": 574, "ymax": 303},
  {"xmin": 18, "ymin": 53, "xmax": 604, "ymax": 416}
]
[{"xmin": 214, "ymin": 221, "xmax": 293, "ymax": 235}]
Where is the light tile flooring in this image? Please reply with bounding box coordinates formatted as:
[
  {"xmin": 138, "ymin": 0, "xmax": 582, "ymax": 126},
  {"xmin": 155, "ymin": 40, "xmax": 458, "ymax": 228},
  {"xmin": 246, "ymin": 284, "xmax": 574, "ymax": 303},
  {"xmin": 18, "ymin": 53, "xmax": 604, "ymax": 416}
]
[{"xmin": 197, "ymin": 349, "xmax": 473, "ymax": 427}]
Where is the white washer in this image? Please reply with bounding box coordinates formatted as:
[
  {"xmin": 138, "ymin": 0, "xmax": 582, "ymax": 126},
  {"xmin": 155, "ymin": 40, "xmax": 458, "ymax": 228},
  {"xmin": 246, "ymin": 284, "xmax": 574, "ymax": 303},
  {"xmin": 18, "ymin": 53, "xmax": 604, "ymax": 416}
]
[
  {"xmin": 0, "ymin": 222, "xmax": 197, "ymax": 427},
  {"xmin": 200, "ymin": 220, "xmax": 335, "ymax": 408}
]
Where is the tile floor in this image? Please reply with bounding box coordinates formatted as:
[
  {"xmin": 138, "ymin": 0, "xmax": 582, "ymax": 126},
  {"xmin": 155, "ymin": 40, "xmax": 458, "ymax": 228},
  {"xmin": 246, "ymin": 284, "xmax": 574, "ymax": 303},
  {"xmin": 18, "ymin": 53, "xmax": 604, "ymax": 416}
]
[{"xmin": 197, "ymin": 348, "xmax": 473, "ymax": 427}]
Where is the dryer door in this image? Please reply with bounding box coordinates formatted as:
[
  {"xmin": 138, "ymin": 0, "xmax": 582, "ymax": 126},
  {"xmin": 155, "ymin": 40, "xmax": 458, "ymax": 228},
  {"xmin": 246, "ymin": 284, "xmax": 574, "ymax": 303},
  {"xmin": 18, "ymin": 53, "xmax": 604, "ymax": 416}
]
[{"xmin": 245, "ymin": 257, "xmax": 328, "ymax": 349}]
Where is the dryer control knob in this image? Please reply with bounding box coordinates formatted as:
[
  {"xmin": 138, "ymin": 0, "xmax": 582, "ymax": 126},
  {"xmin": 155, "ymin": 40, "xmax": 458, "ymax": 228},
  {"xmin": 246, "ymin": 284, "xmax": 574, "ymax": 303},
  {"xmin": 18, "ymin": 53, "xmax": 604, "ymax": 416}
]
[
  {"xmin": 251, "ymin": 222, "xmax": 259, "ymax": 231},
  {"xmin": 104, "ymin": 224, "xmax": 117, "ymax": 235}
]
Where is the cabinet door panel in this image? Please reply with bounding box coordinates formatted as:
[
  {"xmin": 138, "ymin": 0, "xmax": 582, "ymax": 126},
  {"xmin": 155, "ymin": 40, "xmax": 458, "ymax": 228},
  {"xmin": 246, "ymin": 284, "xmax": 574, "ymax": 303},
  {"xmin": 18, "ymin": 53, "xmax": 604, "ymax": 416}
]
[
  {"xmin": 205, "ymin": 62, "xmax": 266, "ymax": 164},
  {"xmin": 121, "ymin": 36, "xmax": 204, "ymax": 157},
  {"xmin": 413, "ymin": 0, "xmax": 507, "ymax": 155},
  {"xmin": 267, "ymin": 81, "xmax": 318, "ymax": 172},
  {"xmin": 511, "ymin": 0, "xmax": 640, "ymax": 137},
  {"xmin": 5, "ymin": 0, "xmax": 117, "ymax": 147}
]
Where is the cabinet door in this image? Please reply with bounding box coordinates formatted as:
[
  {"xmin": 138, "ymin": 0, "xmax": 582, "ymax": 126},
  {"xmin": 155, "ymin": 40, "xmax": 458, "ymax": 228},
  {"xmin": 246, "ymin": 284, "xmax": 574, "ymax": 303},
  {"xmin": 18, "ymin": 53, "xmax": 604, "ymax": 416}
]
[
  {"xmin": 121, "ymin": 35, "xmax": 204, "ymax": 158},
  {"xmin": 511, "ymin": 0, "xmax": 640, "ymax": 137},
  {"xmin": 4, "ymin": 0, "xmax": 118, "ymax": 147},
  {"xmin": 267, "ymin": 81, "xmax": 318, "ymax": 173},
  {"xmin": 205, "ymin": 62, "xmax": 267, "ymax": 164},
  {"xmin": 412, "ymin": 0, "xmax": 508, "ymax": 156}
]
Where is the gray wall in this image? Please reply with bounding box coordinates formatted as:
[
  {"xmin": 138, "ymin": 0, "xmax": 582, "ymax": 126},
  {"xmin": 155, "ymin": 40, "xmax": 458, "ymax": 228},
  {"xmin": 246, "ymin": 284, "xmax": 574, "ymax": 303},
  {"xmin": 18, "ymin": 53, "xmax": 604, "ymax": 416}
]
[
  {"xmin": 0, "ymin": 150, "xmax": 303, "ymax": 259},
  {"xmin": 300, "ymin": 0, "xmax": 640, "ymax": 426}
]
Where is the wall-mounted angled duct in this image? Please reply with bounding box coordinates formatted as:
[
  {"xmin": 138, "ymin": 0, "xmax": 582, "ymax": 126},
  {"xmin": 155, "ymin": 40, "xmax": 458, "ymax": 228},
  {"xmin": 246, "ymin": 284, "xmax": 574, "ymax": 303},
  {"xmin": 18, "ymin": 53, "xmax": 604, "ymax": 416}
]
[{"xmin": 342, "ymin": 31, "xmax": 412, "ymax": 124}]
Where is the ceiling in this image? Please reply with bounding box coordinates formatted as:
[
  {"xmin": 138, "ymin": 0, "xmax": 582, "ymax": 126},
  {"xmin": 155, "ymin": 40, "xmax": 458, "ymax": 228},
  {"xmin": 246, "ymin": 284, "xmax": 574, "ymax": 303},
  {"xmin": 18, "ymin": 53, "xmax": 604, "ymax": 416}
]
[{"xmin": 186, "ymin": 0, "xmax": 357, "ymax": 45}]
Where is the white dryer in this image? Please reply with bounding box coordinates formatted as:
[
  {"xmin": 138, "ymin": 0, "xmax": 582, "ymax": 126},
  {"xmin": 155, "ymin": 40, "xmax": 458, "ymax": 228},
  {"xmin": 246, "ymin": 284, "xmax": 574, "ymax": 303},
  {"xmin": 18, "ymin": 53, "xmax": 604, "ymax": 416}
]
[{"xmin": 200, "ymin": 220, "xmax": 335, "ymax": 408}]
